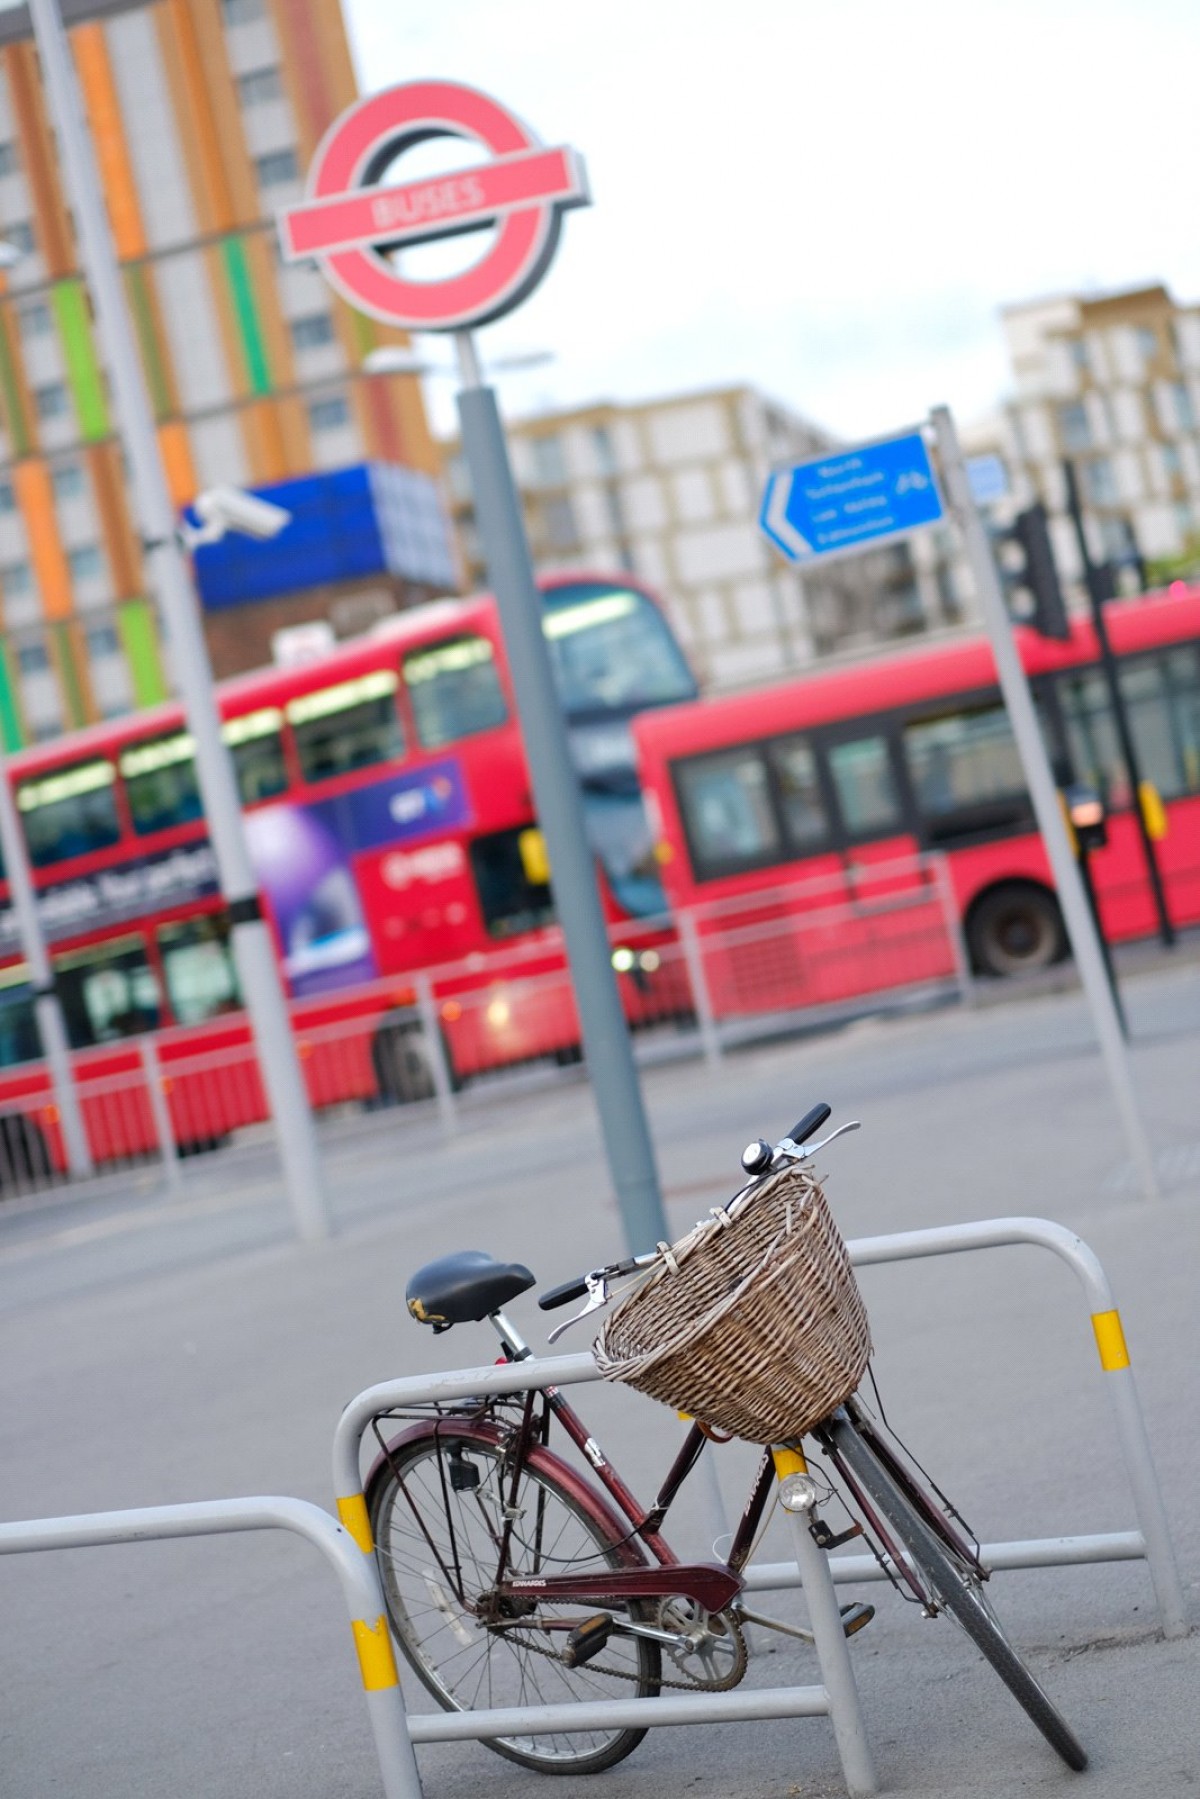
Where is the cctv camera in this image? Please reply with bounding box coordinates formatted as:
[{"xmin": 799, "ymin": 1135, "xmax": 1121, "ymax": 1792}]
[{"xmin": 194, "ymin": 486, "xmax": 292, "ymax": 542}]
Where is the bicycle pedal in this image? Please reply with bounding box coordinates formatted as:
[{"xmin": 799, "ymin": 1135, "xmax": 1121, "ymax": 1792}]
[
  {"xmin": 839, "ymin": 1602, "xmax": 874, "ymax": 1638},
  {"xmin": 563, "ymin": 1614, "xmax": 613, "ymax": 1668}
]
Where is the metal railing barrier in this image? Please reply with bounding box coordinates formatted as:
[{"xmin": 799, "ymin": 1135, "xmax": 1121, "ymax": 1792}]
[
  {"xmin": 738, "ymin": 1216, "xmax": 1187, "ymax": 1640},
  {"xmin": 0, "ymin": 1494, "xmax": 422, "ymax": 1799}
]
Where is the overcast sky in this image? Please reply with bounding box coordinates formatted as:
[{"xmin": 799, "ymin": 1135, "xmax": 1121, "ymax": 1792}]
[{"xmin": 342, "ymin": 0, "xmax": 1200, "ymax": 444}]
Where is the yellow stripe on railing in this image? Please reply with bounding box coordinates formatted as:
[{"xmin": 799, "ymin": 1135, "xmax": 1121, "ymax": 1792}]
[
  {"xmin": 351, "ymin": 1615, "xmax": 399, "ymax": 1691},
  {"xmin": 1092, "ymin": 1309, "xmax": 1131, "ymax": 1372},
  {"xmin": 337, "ymin": 1493, "xmax": 374, "ymax": 1554}
]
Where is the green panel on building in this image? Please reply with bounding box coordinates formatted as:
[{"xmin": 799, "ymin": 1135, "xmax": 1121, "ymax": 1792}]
[
  {"xmin": 117, "ymin": 597, "xmax": 169, "ymax": 708},
  {"xmin": 51, "ymin": 281, "xmax": 111, "ymax": 442}
]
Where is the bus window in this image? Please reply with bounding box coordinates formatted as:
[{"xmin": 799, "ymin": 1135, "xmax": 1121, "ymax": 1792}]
[
  {"xmin": 120, "ymin": 733, "xmax": 203, "ymax": 836},
  {"xmin": 769, "ymin": 737, "xmax": 831, "ymax": 851},
  {"xmin": 0, "ymin": 969, "xmax": 39, "ymax": 1067},
  {"xmin": 403, "ymin": 635, "xmax": 507, "ymax": 748},
  {"xmin": 673, "ymin": 746, "xmax": 782, "ymax": 878},
  {"xmin": 468, "ymin": 827, "xmax": 556, "ymax": 938},
  {"xmin": 581, "ymin": 788, "xmax": 668, "ymax": 918},
  {"xmin": 53, "ymin": 937, "xmax": 162, "ymax": 1047},
  {"xmin": 17, "ymin": 759, "xmax": 121, "ymax": 867},
  {"xmin": 827, "ymin": 735, "xmax": 905, "ymax": 837},
  {"xmin": 222, "ymin": 708, "xmax": 288, "ymax": 806},
  {"xmin": 158, "ymin": 916, "xmax": 241, "ymax": 1025},
  {"xmin": 1057, "ymin": 670, "xmax": 1125, "ymax": 806},
  {"xmin": 1122, "ymin": 649, "xmax": 1200, "ymax": 800},
  {"xmin": 288, "ymin": 670, "xmax": 404, "ymax": 783},
  {"xmin": 542, "ymin": 583, "xmax": 696, "ymax": 716},
  {"xmin": 904, "ymin": 706, "xmax": 1031, "ymax": 842}
]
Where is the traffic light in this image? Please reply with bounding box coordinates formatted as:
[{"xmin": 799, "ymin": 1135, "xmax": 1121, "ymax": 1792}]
[{"xmin": 1003, "ymin": 502, "xmax": 1071, "ymax": 640}]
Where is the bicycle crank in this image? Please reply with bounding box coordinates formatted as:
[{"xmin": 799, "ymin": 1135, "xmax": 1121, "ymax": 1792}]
[{"xmin": 655, "ymin": 1596, "xmax": 748, "ymax": 1690}]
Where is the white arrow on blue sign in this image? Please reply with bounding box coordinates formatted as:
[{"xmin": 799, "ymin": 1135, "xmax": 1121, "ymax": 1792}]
[{"xmin": 760, "ymin": 428, "xmax": 944, "ymax": 566}]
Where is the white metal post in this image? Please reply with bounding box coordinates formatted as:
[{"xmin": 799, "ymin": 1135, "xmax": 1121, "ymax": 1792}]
[
  {"xmin": 931, "ymin": 407, "xmax": 1158, "ymax": 1202},
  {"xmin": 28, "ymin": 0, "xmax": 330, "ymax": 1242},
  {"xmin": 413, "ymin": 974, "xmax": 457, "ymax": 1130},
  {"xmin": 678, "ymin": 909, "xmax": 722, "ymax": 1066},
  {"xmin": 0, "ymin": 762, "xmax": 92, "ymax": 1176},
  {"xmin": 139, "ymin": 1036, "xmax": 183, "ymax": 1198}
]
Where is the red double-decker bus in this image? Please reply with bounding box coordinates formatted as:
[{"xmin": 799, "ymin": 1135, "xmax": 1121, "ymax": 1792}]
[
  {"xmin": 0, "ymin": 571, "xmax": 697, "ymax": 1173},
  {"xmin": 633, "ymin": 587, "xmax": 1200, "ymax": 1019}
]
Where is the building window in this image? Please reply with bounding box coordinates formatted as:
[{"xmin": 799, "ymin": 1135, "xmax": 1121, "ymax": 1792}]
[
  {"xmin": 528, "ymin": 433, "xmax": 567, "ymax": 488},
  {"xmin": 16, "ymin": 641, "xmax": 50, "ymax": 674},
  {"xmin": 1162, "ymin": 442, "xmax": 1183, "ymax": 481},
  {"xmin": 591, "ymin": 425, "xmax": 617, "ymax": 475},
  {"xmin": 1136, "ymin": 325, "xmax": 1159, "ymax": 363},
  {"xmin": 68, "ymin": 544, "xmax": 105, "ymax": 582},
  {"xmin": 255, "ymin": 149, "xmax": 300, "ymax": 188},
  {"xmin": 308, "ymin": 394, "xmax": 351, "ymax": 432},
  {"xmin": 0, "ymin": 481, "xmax": 14, "ymax": 513},
  {"xmin": 34, "ymin": 381, "xmax": 71, "ymax": 422},
  {"xmin": 1169, "ymin": 381, "xmax": 1196, "ymax": 433},
  {"xmin": 221, "ymin": 0, "xmax": 265, "ymax": 22},
  {"xmin": 51, "ymin": 462, "xmax": 86, "ymax": 501},
  {"xmin": 540, "ymin": 495, "xmax": 579, "ymax": 550},
  {"xmin": 1057, "ymin": 402, "xmax": 1091, "ymax": 452},
  {"xmin": 1083, "ymin": 458, "xmax": 1117, "ymax": 505},
  {"xmin": 289, "ymin": 311, "xmax": 336, "ymax": 350},
  {"xmin": 237, "ymin": 66, "xmax": 283, "ymax": 106},
  {"xmin": 0, "ymin": 140, "xmax": 18, "ymax": 177},
  {"xmin": 17, "ymin": 299, "xmax": 51, "ymax": 338},
  {"xmin": 1070, "ymin": 339, "xmax": 1090, "ymax": 373},
  {"xmin": 2, "ymin": 562, "xmax": 32, "ymax": 596},
  {"xmin": 4, "ymin": 220, "xmax": 34, "ymax": 256},
  {"xmin": 85, "ymin": 623, "xmax": 121, "ymax": 659}
]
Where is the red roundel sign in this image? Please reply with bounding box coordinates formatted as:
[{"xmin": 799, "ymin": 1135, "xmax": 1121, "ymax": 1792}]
[{"xmin": 278, "ymin": 80, "xmax": 590, "ymax": 331}]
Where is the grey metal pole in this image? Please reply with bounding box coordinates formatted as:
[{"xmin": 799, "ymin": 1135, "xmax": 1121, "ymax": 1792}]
[
  {"xmin": 0, "ymin": 764, "xmax": 92, "ymax": 1175},
  {"xmin": 453, "ymin": 332, "xmax": 668, "ymax": 1255},
  {"xmin": 931, "ymin": 407, "xmax": 1158, "ymax": 1203},
  {"xmin": 28, "ymin": 0, "xmax": 330, "ymax": 1242}
]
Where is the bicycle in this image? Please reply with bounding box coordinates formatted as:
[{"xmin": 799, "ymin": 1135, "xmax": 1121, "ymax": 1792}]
[{"xmin": 365, "ymin": 1103, "xmax": 1088, "ymax": 1777}]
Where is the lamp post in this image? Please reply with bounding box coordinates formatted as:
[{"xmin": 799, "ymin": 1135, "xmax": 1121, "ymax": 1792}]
[{"xmin": 27, "ymin": 0, "xmax": 331, "ymax": 1241}]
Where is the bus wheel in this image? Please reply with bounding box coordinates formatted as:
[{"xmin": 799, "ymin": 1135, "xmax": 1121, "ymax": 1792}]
[
  {"xmin": 967, "ymin": 882, "xmax": 1067, "ymax": 977},
  {"xmin": 371, "ymin": 1020, "xmax": 438, "ymax": 1106}
]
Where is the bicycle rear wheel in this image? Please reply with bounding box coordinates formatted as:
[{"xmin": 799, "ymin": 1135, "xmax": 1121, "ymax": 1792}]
[
  {"xmin": 366, "ymin": 1421, "xmax": 661, "ymax": 1775},
  {"xmin": 824, "ymin": 1410, "xmax": 1087, "ymax": 1772}
]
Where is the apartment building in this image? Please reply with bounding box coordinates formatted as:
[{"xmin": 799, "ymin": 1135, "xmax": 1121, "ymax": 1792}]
[
  {"xmin": 1001, "ymin": 283, "xmax": 1200, "ymax": 594},
  {"xmin": 0, "ymin": 0, "xmax": 448, "ymax": 737},
  {"xmin": 443, "ymin": 385, "xmax": 956, "ymax": 691}
]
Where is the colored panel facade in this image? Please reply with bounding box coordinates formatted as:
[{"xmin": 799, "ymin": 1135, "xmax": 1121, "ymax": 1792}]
[{"xmin": 0, "ymin": 0, "xmax": 440, "ymax": 746}]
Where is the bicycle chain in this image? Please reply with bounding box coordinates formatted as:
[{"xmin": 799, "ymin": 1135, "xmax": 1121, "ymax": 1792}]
[{"xmin": 494, "ymin": 1606, "xmax": 748, "ymax": 1693}]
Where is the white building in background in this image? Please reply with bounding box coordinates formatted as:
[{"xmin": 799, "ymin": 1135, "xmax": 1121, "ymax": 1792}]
[
  {"xmin": 443, "ymin": 386, "xmax": 964, "ymax": 692},
  {"xmin": 1000, "ymin": 282, "xmax": 1200, "ymax": 595}
]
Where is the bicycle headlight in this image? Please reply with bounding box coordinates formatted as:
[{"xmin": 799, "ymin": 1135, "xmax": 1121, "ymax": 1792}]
[{"xmin": 778, "ymin": 1472, "xmax": 820, "ymax": 1514}]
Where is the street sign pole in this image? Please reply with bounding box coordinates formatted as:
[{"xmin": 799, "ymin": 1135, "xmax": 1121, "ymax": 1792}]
[
  {"xmin": 932, "ymin": 407, "xmax": 1158, "ymax": 1202},
  {"xmin": 29, "ymin": 0, "xmax": 330, "ymax": 1241},
  {"xmin": 454, "ymin": 332, "xmax": 669, "ymax": 1256}
]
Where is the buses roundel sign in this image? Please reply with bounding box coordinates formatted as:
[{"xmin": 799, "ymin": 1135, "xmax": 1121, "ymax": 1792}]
[{"xmin": 278, "ymin": 80, "xmax": 590, "ymax": 331}]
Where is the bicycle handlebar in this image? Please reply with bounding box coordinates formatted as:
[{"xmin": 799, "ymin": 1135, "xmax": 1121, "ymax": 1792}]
[{"xmin": 538, "ymin": 1102, "xmax": 839, "ymax": 1315}]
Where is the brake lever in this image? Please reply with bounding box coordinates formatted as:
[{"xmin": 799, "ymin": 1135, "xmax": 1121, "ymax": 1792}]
[
  {"xmin": 776, "ymin": 1119, "xmax": 861, "ymax": 1161},
  {"xmin": 545, "ymin": 1271, "xmax": 612, "ymax": 1345}
]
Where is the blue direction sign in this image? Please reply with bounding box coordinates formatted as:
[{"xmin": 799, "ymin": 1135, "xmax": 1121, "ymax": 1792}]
[{"xmin": 760, "ymin": 429, "xmax": 944, "ymax": 565}]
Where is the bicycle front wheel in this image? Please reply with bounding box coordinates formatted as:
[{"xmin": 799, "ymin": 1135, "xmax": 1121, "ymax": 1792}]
[
  {"xmin": 825, "ymin": 1411, "xmax": 1087, "ymax": 1772},
  {"xmin": 366, "ymin": 1421, "xmax": 661, "ymax": 1775}
]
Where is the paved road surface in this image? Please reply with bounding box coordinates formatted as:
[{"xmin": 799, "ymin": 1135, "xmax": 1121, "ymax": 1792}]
[{"xmin": 1, "ymin": 960, "xmax": 1197, "ymax": 1799}]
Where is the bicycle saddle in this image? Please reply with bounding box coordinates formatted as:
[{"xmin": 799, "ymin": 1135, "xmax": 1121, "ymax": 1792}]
[{"xmin": 407, "ymin": 1250, "xmax": 536, "ymax": 1333}]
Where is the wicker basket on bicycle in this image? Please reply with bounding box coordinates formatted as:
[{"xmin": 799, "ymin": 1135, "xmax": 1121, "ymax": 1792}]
[{"xmin": 593, "ymin": 1163, "xmax": 871, "ymax": 1445}]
